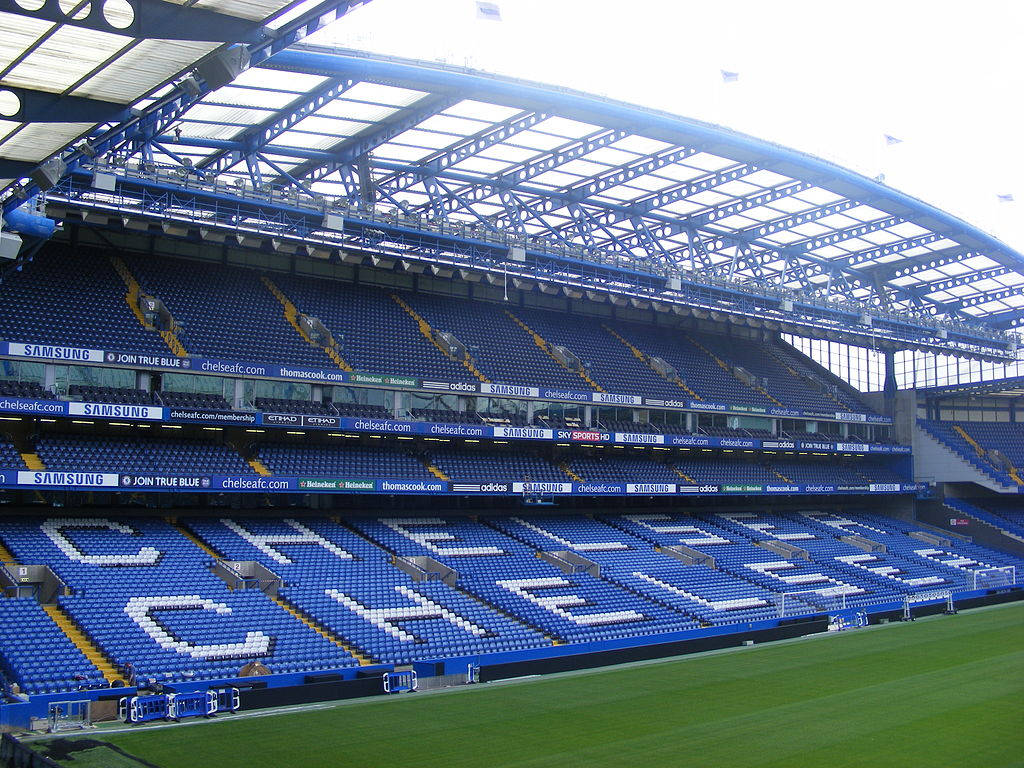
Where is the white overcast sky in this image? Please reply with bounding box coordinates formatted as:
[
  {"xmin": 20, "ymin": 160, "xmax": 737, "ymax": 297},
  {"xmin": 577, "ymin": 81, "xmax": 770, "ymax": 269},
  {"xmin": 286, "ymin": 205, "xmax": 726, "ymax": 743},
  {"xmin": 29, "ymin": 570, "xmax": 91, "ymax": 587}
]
[{"xmin": 313, "ymin": 0, "xmax": 1024, "ymax": 255}]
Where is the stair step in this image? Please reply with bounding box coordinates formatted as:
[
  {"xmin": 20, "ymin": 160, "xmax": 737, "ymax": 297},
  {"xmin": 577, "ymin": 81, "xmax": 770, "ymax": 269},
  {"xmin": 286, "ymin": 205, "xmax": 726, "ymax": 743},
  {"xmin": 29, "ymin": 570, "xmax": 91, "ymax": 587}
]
[
  {"xmin": 271, "ymin": 595, "xmax": 373, "ymax": 666},
  {"xmin": 43, "ymin": 604, "xmax": 121, "ymax": 684}
]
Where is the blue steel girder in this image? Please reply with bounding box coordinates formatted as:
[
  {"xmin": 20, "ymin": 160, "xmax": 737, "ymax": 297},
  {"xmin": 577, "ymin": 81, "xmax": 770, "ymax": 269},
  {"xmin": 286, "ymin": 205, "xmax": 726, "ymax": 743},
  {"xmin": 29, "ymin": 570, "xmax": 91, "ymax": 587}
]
[
  {"xmin": 913, "ymin": 265, "xmax": 1015, "ymax": 294},
  {"xmin": 986, "ymin": 308, "xmax": 1024, "ymax": 330},
  {"xmin": 494, "ymin": 127, "xmax": 630, "ymax": 189},
  {"xmin": 0, "ymin": 0, "xmax": 270, "ymax": 43},
  {"xmin": 295, "ymin": 93, "xmax": 462, "ymax": 185},
  {"xmin": 735, "ymin": 197, "xmax": 864, "ymax": 240},
  {"xmin": 567, "ymin": 203, "xmax": 596, "ymax": 247},
  {"xmin": 546, "ymin": 145, "xmax": 706, "ymax": 221},
  {"xmin": 863, "ymin": 246, "xmax": 973, "ymax": 281},
  {"xmin": 429, "ymin": 178, "xmax": 496, "ymax": 229},
  {"xmin": 627, "ymin": 216, "xmax": 669, "ymax": 259},
  {"xmin": 841, "ymin": 233, "xmax": 946, "ymax": 267},
  {"xmin": 0, "ymin": 86, "xmax": 128, "ymax": 123},
  {"xmin": 379, "ymin": 110, "xmax": 547, "ymax": 192},
  {"xmin": 1, "ymin": 1, "xmax": 371, "ymax": 212},
  {"xmin": 422, "ymin": 177, "xmax": 448, "ymax": 220},
  {"xmin": 505, "ymin": 193, "xmax": 586, "ymax": 248},
  {"xmin": 407, "ymin": 127, "xmax": 632, "ymax": 213},
  {"xmin": 535, "ymin": 161, "xmax": 762, "ymax": 230},
  {"xmin": 499, "ymin": 191, "xmax": 527, "ymax": 236},
  {"xmin": 959, "ymin": 285, "xmax": 1023, "ymax": 308},
  {"xmin": 537, "ymin": 145, "xmax": 707, "ymax": 241},
  {"xmin": 785, "ymin": 215, "xmax": 905, "ymax": 255},
  {"xmin": 197, "ymin": 77, "xmax": 358, "ymax": 175},
  {"xmin": 683, "ymin": 180, "xmax": 817, "ymax": 230}
]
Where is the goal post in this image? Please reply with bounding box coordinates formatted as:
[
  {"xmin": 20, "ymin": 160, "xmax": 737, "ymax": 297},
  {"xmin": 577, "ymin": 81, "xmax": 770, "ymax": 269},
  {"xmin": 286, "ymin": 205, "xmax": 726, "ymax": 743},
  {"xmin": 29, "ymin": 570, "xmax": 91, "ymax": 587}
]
[
  {"xmin": 776, "ymin": 588, "xmax": 851, "ymax": 618},
  {"xmin": 902, "ymin": 590, "xmax": 954, "ymax": 621},
  {"xmin": 970, "ymin": 566, "xmax": 1016, "ymax": 591}
]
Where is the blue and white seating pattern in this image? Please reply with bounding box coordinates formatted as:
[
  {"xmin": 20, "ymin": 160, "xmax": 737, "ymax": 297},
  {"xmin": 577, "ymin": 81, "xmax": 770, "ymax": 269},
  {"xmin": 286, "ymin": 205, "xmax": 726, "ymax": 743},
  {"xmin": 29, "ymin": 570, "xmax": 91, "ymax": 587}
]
[{"xmin": 0, "ymin": 510, "xmax": 1021, "ymax": 695}]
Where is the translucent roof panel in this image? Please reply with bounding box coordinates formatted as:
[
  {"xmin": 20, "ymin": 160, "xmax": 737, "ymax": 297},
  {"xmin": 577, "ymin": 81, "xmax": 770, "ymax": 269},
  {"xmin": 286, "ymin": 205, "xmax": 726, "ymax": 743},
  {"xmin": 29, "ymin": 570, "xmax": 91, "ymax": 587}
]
[
  {"xmin": 0, "ymin": 0, "xmax": 327, "ymax": 183},
  {"xmin": 8, "ymin": 40, "xmax": 1023, "ymax": 331}
]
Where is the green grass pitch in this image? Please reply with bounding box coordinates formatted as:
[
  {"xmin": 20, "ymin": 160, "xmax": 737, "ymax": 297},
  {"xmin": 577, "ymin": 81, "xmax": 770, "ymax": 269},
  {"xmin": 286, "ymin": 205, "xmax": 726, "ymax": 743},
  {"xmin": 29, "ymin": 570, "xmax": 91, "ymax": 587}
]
[{"xmin": 27, "ymin": 602, "xmax": 1024, "ymax": 768}]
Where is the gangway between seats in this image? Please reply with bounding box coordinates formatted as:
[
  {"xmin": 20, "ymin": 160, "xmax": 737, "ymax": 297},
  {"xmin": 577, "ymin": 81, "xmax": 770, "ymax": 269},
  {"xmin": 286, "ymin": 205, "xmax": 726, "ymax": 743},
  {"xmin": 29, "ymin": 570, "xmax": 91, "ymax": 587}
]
[
  {"xmin": 757, "ymin": 540, "xmax": 810, "ymax": 561},
  {"xmin": 538, "ymin": 550, "xmax": 600, "ymax": 577},
  {"xmin": 658, "ymin": 544, "xmax": 715, "ymax": 569},
  {"xmin": 212, "ymin": 560, "xmax": 282, "ymax": 595},
  {"xmin": 392, "ymin": 555, "xmax": 458, "ymax": 586}
]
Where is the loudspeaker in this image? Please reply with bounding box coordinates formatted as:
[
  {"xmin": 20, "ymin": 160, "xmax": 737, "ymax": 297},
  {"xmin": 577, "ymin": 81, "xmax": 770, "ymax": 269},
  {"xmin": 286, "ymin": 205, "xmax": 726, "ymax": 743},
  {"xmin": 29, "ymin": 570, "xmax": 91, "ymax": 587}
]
[
  {"xmin": 0, "ymin": 231, "xmax": 23, "ymax": 260},
  {"xmin": 29, "ymin": 157, "xmax": 67, "ymax": 191},
  {"xmin": 92, "ymin": 171, "xmax": 117, "ymax": 191},
  {"xmin": 195, "ymin": 47, "xmax": 250, "ymax": 90}
]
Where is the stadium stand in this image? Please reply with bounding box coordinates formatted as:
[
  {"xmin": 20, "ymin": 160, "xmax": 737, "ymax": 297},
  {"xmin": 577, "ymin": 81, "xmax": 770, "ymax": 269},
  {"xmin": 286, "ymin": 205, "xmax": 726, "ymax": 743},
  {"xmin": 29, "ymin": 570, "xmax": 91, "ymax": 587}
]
[
  {"xmin": 0, "ymin": 599, "xmax": 106, "ymax": 695},
  {"xmin": 0, "ymin": 511, "xmax": 1020, "ymax": 694},
  {"xmin": 255, "ymin": 397, "xmax": 338, "ymax": 416},
  {"xmin": 0, "ymin": 248, "xmax": 882, "ymax": 416},
  {"xmin": 943, "ymin": 497, "xmax": 1024, "ymax": 540},
  {"xmin": 0, "ymin": 380, "xmax": 50, "ymax": 399},
  {"xmin": 69, "ymin": 385, "xmax": 156, "ymax": 405},
  {"xmin": 0, "ymin": 518, "xmax": 359, "ymax": 687},
  {"xmin": 918, "ymin": 419, "xmax": 1020, "ymax": 486},
  {"xmin": 0, "ymin": 247, "xmax": 168, "ymax": 355},
  {"xmin": 35, "ymin": 434, "xmax": 251, "ymax": 475},
  {"xmin": 0, "ymin": 436, "xmax": 26, "ymax": 470},
  {"xmin": 256, "ymin": 442, "xmax": 436, "ymax": 479}
]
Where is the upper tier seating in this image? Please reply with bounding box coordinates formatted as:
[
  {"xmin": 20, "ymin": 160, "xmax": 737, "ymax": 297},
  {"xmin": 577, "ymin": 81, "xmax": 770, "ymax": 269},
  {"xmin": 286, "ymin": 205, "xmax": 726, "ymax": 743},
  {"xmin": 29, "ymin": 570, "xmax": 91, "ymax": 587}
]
[
  {"xmin": 402, "ymin": 293, "xmax": 593, "ymax": 391},
  {"xmin": 0, "ymin": 246, "xmax": 882, "ymax": 418},
  {"xmin": 272, "ymin": 275, "xmax": 473, "ymax": 383},
  {"xmin": 918, "ymin": 420, "xmax": 1018, "ymax": 486},
  {"xmin": 954, "ymin": 422, "xmax": 1024, "ymax": 472},
  {"xmin": 0, "ymin": 247, "xmax": 168, "ymax": 354},
  {"xmin": 123, "ymin": 254, "xmax": 332, "ymax": 368}
]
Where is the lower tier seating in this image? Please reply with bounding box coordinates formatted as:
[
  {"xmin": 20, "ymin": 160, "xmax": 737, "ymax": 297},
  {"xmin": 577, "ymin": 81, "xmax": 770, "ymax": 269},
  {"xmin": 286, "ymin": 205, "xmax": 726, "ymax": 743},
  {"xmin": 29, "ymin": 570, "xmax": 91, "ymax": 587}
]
[{"xmin": 0, "ymin": 511, "xmax": 1019, "ymax": 696}]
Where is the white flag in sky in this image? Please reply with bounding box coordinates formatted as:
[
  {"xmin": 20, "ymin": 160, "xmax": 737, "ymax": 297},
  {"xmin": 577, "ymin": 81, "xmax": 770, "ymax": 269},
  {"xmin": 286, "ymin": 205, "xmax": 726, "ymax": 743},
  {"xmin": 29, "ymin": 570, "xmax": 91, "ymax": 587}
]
[
  {"xmin": 720, "ymin": 70, "xmax": 739, "ymax": 83},
  {"xmin": 884, "ymin": 134, "xmax": 903, "ymax": 145},
  {"xmin": 476, "ymin": 1, "xmax": 502, "ymax": 21},
  {"xmin": 997, "ymin": 193, "xmax": 1015, "ymax": 203}
]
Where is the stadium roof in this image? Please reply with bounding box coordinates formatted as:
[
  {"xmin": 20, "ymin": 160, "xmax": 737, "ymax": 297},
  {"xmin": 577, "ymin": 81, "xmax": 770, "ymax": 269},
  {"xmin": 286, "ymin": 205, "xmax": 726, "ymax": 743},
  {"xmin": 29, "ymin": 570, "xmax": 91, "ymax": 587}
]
[
  {"xmin": 0, "ymin": 1, "xmax": 370, "ymax": 188},
  {"xmin": 918, "ymin": 375, "xmax": 1024, "ymax": 399},
  {"xmin": 2, "ymin": 11, "xmax": 1023, "ymax": 341}
]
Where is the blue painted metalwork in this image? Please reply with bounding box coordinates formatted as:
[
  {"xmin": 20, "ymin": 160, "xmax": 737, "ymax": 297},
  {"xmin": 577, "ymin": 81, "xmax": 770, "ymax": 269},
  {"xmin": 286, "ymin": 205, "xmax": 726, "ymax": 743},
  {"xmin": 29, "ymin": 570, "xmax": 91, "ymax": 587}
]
[
  {"xmin": 7, "ymin": 37, "xmax": 1021, "ymax": 340},
  {"xmin": 283, "ymin": 93, "xmax": 461, "ymax": 185},
  {"xmin": 197, "ymin": 77, "xmax": 359, "ymax": 177},
  {"xmin": 0, "ymin": 0, "xmax": 268, "ymax": 43},
  {"xmin": 2, "ymin": 204, "xmax": 55, "ymax": 238},
  {"xmin": 1, "ymin": 1, "xmax": 372, "ymax": 211},
  {"xmin": 0, "ymin": 87, "xmax": 128, "ymax": 124}
]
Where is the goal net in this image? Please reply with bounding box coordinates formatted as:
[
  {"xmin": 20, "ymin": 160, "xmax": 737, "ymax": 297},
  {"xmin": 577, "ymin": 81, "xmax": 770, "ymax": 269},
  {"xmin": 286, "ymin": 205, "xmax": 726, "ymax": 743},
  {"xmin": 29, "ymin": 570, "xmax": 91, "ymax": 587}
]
[
  {"xmin": 970, "ymin": 566, "xmax": 1016, "ymax": 591},
  {"xmin": 776, "ymin": 588, "xmax": 854, "ymax": 618},
  {"xmin": 902, "ymin": 590, "xmax": 954, "ymax": 621}
]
